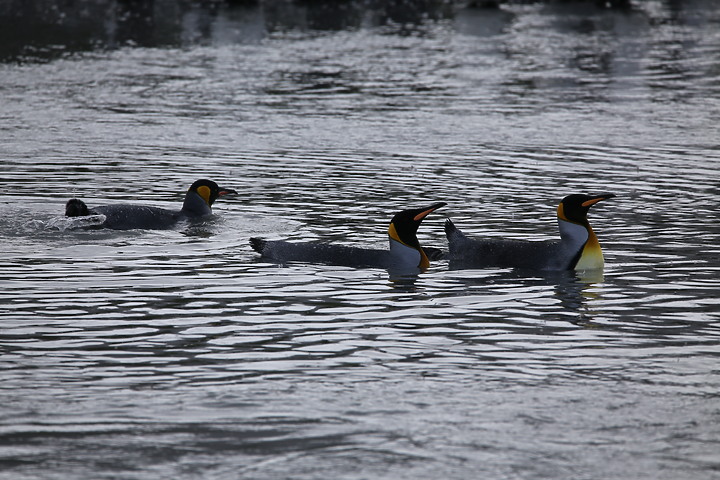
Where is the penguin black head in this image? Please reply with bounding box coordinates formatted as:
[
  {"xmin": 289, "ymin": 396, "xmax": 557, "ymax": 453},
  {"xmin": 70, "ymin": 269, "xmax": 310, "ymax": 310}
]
[
  {"xmin": 189, "ymin": 179, "xmax": 237, "ymax": 207},
  {"xmin": 558, "ymin": 193, "xmax": 615, "ymax": 225},
  {"xmin": 388, "ymin": 202, "xmax": 447, "ymax": 248},
  {"xmin": 65, "ymin": 198, "xmax": 90, "ymax": 217}
]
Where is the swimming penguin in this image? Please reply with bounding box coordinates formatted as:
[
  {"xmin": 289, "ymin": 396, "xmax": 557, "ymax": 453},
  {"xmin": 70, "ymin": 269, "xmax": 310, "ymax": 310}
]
[
  {"xmin": 250, "ymin": 202, "xmax": 447, "ymax": 271},
  {"xmin": 65, "ymin": 179, "xmax": 237, "ymax": 230},
  {"xmin": 445, "ymin": 193, "xmax": 615, "ymax": 271}
]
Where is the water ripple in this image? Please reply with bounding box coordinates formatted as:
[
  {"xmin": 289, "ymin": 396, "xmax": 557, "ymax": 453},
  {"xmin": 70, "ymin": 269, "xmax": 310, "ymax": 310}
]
[{"xmin": 2, "ymin": 4, "xmax": 720, "ymax": 477}]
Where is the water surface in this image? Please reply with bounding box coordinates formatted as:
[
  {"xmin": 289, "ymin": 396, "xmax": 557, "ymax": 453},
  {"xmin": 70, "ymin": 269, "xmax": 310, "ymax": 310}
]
[{"xmin": 1, "ymin": 2, "xmax": 719, "ymax": 479}]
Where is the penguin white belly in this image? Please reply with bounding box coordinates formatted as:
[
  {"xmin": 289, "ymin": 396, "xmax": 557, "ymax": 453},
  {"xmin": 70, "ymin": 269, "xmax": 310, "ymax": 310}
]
[
  {"xmin": 558, "ymin": 219, "xmax": 604, "ymax": 270},
  {"xmin": 389, "ymin": 238, "xmax": 422, "ymax": 268}
]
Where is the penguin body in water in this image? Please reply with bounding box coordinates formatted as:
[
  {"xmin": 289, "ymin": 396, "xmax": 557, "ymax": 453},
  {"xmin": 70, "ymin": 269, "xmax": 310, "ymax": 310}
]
[
  {"xmin": 445, "ymin": 193, "xmax": 614, "ymax": 271},
  {"xmin": 65, "ymin": 179, "xmax": 237, "ymax": 230},
  {"xmin": 250, "ymin": 202, "xmax": 446, "ymax": 271}
]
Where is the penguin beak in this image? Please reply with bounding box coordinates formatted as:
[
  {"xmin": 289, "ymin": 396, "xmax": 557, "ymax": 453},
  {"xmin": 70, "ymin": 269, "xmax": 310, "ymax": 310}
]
[
  {"xmin": 413, "ymin": 202, "xmax": 447, "ymax": 222},
  {"xmin": 582, "ymin": 193, "xmax": 615, "ymax": 208},
  {"xmin": 218, "ymin": 188, "xmax": 237, "ymax": 197}
]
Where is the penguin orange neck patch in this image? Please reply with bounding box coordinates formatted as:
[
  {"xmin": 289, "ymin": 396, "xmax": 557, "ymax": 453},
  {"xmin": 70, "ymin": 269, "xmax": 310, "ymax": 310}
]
[
  {"xmin": 388, "ymin": 223, "xmax": 404, "ymax": 245},
  {"xmin": 196, "ymin": 185, "xmax": 212, "ymax": 205},
  {"xmin": 557, "ymin": 202, "xmax": 568, "ymax": 222}
]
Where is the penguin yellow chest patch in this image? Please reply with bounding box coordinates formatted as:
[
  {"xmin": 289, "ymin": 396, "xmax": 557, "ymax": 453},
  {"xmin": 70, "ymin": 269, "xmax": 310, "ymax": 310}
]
[{"xmin": 574, "ymin": 229, "xmax": 604, "ymax": 270}]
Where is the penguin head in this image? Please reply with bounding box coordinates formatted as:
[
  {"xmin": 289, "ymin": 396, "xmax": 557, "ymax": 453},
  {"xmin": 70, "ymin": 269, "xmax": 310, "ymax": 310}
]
[
  {"xmin": 557, "ymin": 193, "xmax": 615, "ymax": 225},
  {"xmin": 388, "ymin": 202, "xmax": 447, "ymax": 249},
  {"xmin": 188, "ymin": 179, "xmax": 237, "ymax": 207},
  {"xmin": 65, "ymin": 198, "xmax": 89, "ymax": 217}
]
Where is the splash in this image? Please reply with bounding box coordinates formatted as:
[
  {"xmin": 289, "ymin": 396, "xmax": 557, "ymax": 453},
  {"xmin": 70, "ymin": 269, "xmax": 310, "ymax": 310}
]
[{"xmin": 44, "ymin": 214, "xmax": 107, "ymax": 232}]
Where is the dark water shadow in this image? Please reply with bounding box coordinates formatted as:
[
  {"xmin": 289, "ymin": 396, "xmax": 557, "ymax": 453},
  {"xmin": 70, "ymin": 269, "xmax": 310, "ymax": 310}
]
[
  {"xmin": 0, "ymin": 0, "xmax": 455, "ymax": 63},
  {"xmin": 447, "ymin": 266, "xmax": 606, "ymax": 326},
  {"xmin": 3, "ymin": 0, "xmax": 717, "ymax": 65}
]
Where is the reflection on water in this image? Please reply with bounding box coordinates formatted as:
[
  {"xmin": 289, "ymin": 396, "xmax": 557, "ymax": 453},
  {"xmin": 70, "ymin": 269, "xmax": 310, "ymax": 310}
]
[
  {"xmin": 1, "ymin": 1, "xmax": 720, "ymax": 479},
  {"xmin": 0, "ymin": 0, "xmax": 457, "ymax": 62},
  {"xmin": 2, "ymin": 0, "xmax": 720, "ymax": 67}
]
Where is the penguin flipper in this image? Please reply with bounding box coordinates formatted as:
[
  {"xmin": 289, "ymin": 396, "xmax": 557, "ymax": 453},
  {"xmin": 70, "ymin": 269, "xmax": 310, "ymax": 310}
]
[{"xmin": 422, "ymin": 246, "xmax": 445, "ymax": 261}]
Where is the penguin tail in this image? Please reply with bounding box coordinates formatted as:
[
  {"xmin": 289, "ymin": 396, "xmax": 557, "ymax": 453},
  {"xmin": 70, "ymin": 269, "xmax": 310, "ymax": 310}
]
[
  {"xmin": 444, "ymin": 218, "xmax": 458, "ymax": 238},
  {"xmin": 445, "ymin": 218, "xmax": 470, "ymax": 246},
  {"xmin": 249, "ymin": 237, "xmax": 266, "ymax": 254},
  {"xmin": 65, "ymin": 198, "xmax": 89, "ymax": 217}
]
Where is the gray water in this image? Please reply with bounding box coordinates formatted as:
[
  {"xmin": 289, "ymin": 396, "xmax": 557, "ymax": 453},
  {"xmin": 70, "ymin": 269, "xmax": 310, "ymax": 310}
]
[{"xmin": 2, "ymin": 1, "xmax": 720, "ymax": 479}]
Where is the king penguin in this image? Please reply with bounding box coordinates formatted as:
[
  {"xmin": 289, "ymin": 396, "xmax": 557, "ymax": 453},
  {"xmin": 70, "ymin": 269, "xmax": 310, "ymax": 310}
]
[
  {"xmin": 250, "ymin": 202, "xmax": 446, "ymax": 271},
  {"xmin": 445, "ymin": 193, "xmax": 615, "ymax": 271},
  {"xmin": 65, "ymin": 179, "xmax": 237, "ymax": 230}
]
